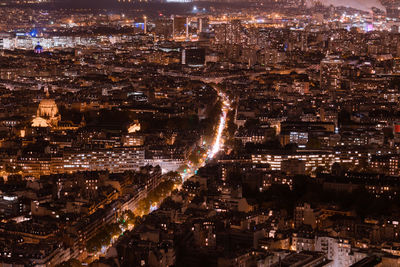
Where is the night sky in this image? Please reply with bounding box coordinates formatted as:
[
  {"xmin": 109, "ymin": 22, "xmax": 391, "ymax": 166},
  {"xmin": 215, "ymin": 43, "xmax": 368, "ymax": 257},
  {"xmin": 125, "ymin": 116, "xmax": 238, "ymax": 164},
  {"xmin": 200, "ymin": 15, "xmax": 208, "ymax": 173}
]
[
  {"xmin": 315, "ymin": 0, "xmax": 385, "ymax": 11},
  {"xmin": 10, "ymin": 0, "xmax": 385, "ymax": 12}
]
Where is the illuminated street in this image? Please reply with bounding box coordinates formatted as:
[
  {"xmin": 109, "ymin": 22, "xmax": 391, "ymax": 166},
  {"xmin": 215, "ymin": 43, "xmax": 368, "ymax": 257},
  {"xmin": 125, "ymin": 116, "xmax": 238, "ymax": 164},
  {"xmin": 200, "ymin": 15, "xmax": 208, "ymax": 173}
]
[{"xmin": 208, "ymin": 92, "xmax": 230, "ymax": 159}]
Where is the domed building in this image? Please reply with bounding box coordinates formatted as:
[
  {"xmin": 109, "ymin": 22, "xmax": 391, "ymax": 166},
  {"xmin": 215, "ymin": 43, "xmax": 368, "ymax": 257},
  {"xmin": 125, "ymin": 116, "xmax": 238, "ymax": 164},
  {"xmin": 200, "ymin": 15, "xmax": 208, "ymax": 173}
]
[
  {"xmin": 37, "ymin": 98, "xmax": 59, "ymax": 118},
  {"xmin": 34, "ymin": 44, "xmax": 43, "ymax": 54},
  {"xmin": 32, "ymin": 92, "xmax": 61, "ymax": 128},
  {"xmin": 31, "ymin": 116, "xmax": 49, "ymax": 128}
]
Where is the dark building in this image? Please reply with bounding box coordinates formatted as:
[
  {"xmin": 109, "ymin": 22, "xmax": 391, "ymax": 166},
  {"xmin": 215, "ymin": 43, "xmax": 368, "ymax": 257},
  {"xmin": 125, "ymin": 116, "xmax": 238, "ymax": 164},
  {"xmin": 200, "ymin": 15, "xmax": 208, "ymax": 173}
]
[
  {"xmin": 0, "ymin": 194, "xmax": 24, "ymax": 218},
  {"xmin": 182, "ymin": 48, "xmax": 206, "ymax": 67}
]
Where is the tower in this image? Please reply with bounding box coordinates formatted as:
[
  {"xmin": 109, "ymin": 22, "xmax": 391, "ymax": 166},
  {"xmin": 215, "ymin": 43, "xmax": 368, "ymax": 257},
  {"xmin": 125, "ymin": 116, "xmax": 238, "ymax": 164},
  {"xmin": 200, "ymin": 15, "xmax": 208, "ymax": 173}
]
[
  {"xmin": 173, "ymin": 16, "xmax": 187, "ymax": 40},
  {"xmin": 320, "ymin": 55, "xmax": 343, "ymax": 94},
  {"xmin": 198, "ymin": 18, "xmax": 202, "ymax": 34},
  {"xmin": 144, "ymin": 16, "xmax": 147, "ymax": 34},
  {"xmin": 186, "ymin": 17, "xmax": 189, "ymax": 40}
]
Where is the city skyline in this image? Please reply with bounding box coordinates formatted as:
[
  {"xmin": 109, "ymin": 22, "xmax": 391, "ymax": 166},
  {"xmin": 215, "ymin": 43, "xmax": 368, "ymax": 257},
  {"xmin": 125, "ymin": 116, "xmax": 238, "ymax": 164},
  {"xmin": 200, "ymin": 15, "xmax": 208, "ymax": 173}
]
[{"xmin": 1, "ymin": 0, "xmax": 400, "ymax": 266}]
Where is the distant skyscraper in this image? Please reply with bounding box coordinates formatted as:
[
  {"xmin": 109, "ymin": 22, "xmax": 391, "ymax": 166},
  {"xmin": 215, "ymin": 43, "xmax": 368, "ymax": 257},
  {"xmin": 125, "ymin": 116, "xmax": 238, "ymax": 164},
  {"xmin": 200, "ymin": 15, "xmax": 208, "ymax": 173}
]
[
  {"xmin": 155, "ymin": 18, "xmax": 173, "ymax": 40},
  {"xmin": 213, "ymin": 20, "xmax": 242, "ymax": 45},
  {"xmin": 173, "ymin": 16, "xmax": 187, "ymax": 40}
]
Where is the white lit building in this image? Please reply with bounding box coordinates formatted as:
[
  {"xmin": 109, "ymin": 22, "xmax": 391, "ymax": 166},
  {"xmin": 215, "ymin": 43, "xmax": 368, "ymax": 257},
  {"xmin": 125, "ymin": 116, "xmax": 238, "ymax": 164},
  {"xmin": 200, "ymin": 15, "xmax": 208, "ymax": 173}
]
[
  {"xmin": 63, "ymin": 147, "xmax": 145, "ymax": 173},
  {"xmin": 251, "ymin": 150, "xmax": 338, "ymax": 174},
  {"xmin": 315, "ymin": 237, "xmax": 366, "ymax": 267}
]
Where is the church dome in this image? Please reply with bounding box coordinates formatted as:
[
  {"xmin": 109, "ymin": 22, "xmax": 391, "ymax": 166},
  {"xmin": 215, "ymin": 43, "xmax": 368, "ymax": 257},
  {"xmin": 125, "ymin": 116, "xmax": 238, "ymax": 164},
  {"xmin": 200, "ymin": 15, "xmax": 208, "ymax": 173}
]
[
  {"xmin": 37, "ymin": 98, "xmax": 58, "ymax": 118},
  {"xmin": 34, "ymin": 44, "xmax": 43, "ymax": 54}
]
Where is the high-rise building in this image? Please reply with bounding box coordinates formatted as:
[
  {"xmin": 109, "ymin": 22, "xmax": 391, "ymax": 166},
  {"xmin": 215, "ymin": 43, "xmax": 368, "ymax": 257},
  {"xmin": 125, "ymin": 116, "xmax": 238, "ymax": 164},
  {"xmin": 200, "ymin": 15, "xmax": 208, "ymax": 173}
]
[
  {"xmin": 155, "ymin": 18, "xmax": 173, "ymax": 40},
  {"xmin": 213, "ymin": 20, "xmax": 242, "ymax": 45},
  {"xmin": 182, "ymin": 48, "xmax": 206, "ymax": 67},
  {"xmin": 173, "ymin": 16, "xmax": 188, "ymax": 40},
  {"xmin": 320, "ymin": 55, "xmax": 344, "ymax": 93},
  {"xmin": 0, "ymin": 194, "xmax": 25, "ymax": 218}
]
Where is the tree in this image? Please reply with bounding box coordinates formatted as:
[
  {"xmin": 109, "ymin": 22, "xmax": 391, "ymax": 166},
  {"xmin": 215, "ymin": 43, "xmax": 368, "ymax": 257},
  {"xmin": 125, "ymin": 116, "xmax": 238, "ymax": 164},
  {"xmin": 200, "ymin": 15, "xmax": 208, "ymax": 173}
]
[
  {"xmin": 189, "ymin": 151, "xmax": 200, "ymax": 165},
  {"xmin": 226, "ymin": 110, "xmax": 238, "ymax": 137},
  {"xmin": 56, "ymin": 259, "xmax": 82, "ymax": 267},
  {"xmin": 107, "ymin": 223, "xmax": 122, "ymax": 237},
  {"xmin": 86, "ymin": 224, "xmax": 117, "ymax": 253},
  {"xmin": 136, "ymin": 199, "xmax": 151, "ymax": 216},
  {"xmin": 165, "ymin": 171, "xmax": 182, "ymax": 183},
  {"xmin": 177, "ymin": 164, "xmax": 189, "ymax": 174},
  {"xmin": 189, "ymin": 147, "xmax": 207, "ymax": 166}
]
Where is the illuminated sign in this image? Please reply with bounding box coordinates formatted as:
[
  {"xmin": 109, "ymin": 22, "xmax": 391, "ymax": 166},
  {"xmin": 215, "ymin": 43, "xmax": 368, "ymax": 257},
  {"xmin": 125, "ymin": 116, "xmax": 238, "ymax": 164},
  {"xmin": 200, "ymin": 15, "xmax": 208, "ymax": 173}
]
[{"xmin": 3, "ymin": 196, "xmax": 17, "ymax": 201}]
